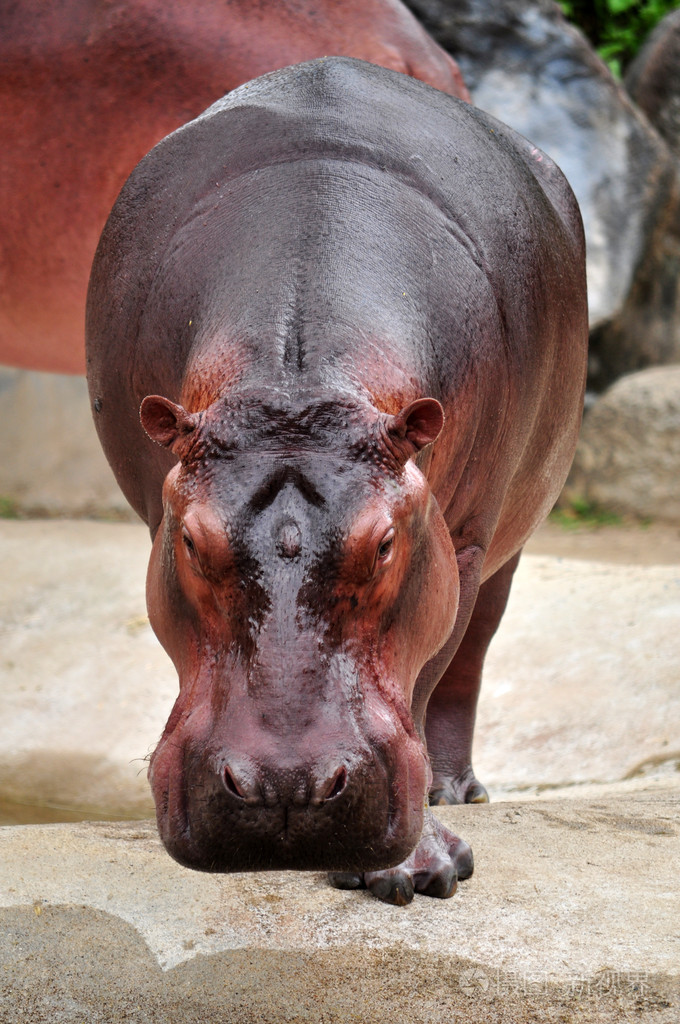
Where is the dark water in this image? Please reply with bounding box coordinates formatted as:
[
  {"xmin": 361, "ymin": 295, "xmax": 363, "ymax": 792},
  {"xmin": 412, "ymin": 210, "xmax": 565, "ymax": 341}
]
[{"xmin": 0, "ymin": 800, "xmax": 143, "ymax": 827}]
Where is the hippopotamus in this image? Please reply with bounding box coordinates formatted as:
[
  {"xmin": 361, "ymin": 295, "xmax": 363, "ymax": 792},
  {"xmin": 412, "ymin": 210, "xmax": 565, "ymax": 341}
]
[
  {"xmin": 86, "ymin": 57, "xmax": 587, "ymax": 904},
  {"xmin": 0, "ymin": 0, "xmax": 467, "ymax": 375}
]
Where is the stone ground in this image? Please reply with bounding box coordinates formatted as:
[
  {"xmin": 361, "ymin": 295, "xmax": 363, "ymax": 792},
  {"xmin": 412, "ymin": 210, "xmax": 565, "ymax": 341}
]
[
  {"xmin": 0, "ymin": 517, "xmax": 678, "ymax": 1022},
  {"xmin": 1, "ymin": 797, "xmax": 678, "ymax": 1024}
]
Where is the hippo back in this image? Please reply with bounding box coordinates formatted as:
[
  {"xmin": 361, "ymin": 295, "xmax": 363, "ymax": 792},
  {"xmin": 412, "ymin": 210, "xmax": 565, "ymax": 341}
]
[{"xmin": 87, "ymin": 57, "xmax": 587, "ymax": 564}]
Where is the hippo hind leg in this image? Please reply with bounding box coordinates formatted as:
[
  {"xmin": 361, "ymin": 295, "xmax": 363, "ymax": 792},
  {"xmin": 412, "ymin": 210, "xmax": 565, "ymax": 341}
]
[
  {"xmin": 329, "ymin": 810, "xmax": 474, "ymax": 905},
  {"xmin": 426, "ymin": 550, "xmax": 522, "ymax": 806}
]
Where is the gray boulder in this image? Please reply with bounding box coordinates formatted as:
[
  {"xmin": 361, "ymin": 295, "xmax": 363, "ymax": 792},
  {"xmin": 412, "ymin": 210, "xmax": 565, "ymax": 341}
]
[
  {"xmin": 406, "ymin": 0, "xmax": 680, "ymax": 389},
  {"xmin": 626, "ymin": 8, "xmax": 680, "ymax": 160},
  {"xmin": 564, "ymin": 366, "xmax": 680, "ymax": 522}
]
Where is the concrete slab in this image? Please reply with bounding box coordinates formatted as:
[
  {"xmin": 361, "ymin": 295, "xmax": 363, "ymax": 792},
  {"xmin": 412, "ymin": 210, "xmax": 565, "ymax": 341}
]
[
  {"xmin": 0, "ymin": 368, "xmax": 132, "ymax": 518},
  {"xmin": 477, "ymin": 554, "xmax": 680, "ymax": 796},
  {"xmin": 0, "ymin": 797, "xmax": 678, "ymax": 1022},
  {"xmin": 0, "ymin": 521, "xmax": 174, "ymax": 819}
]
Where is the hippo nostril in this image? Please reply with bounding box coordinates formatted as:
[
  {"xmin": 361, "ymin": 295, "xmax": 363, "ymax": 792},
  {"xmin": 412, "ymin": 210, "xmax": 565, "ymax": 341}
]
[
  {"xmin": 321, "ymin": 765, "xmax": 348, "ymax": 802},
  {"xmin": 222, "ymin": 764, "xmax": 248, "ymax": 800}
]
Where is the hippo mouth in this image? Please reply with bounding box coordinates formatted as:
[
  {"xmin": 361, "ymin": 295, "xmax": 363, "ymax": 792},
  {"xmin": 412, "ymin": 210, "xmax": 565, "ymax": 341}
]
[{"xmin": 149, "ymin": 733, "xmax": 429, "ymax": 874}]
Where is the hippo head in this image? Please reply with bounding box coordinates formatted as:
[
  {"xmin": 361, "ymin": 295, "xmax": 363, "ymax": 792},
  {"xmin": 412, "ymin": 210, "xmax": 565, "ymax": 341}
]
[{"xmin": 140, "ymin": 387, "xmax": 459, "ymax": 873}]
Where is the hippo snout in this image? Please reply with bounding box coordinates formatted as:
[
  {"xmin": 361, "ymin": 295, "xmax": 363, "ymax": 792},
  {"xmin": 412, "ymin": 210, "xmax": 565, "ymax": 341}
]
[{"xmin": 151, "ymin": 733, "xmax": 428, "ymax": 874}]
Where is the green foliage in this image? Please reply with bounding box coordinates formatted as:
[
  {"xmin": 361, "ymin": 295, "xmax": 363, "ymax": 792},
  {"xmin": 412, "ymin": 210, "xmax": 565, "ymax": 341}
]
[
  {"xmin": 558, "ymin": 0, "xmax": 680, "ymax": 76},
  {"xmin": 0, "ymin": 497, "xmax": 19, "ymax": 519},
  {"xmin": 550, "ymin": 496, "xmax": 623, "ymax": 529}
]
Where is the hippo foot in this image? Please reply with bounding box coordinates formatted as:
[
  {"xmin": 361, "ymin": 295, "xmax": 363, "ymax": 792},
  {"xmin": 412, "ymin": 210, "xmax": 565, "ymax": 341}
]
[
  {"xmin": 429, "ymin": 767, "xmax": 489, "ymax": 806},
  {"xmin": 328, "ymin": 811, "xmax": 473, "ymax": 906}
]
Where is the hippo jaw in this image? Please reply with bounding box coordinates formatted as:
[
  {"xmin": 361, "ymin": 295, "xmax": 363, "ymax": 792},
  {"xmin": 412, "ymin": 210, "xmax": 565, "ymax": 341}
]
[
  {"xmin": 148, "ymin": 655, "xmax": 432, "ymax": 873},
  {"xmin": 142, "ymin": 389, "xmax": 459, "ymax": 874}
]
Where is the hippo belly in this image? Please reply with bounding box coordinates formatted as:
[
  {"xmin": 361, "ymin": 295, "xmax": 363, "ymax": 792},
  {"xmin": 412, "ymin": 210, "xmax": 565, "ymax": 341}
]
[
  {"xmin": 0, "ymin": 0, "xmax": 467, "ymax": 375},
  {"xmin": 86, "ymin": 57, "xmax": 587, "ymax": 904}
]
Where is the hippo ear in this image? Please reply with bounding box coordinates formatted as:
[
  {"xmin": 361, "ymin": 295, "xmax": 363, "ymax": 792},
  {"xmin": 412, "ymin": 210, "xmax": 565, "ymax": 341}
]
[
  {"xmin": 386, "ymin": 398, "xmax": 445, "ymax": 454},
  {"xmin": 140, "ymin": 395, "xmax": 199, "ymax": 450}
]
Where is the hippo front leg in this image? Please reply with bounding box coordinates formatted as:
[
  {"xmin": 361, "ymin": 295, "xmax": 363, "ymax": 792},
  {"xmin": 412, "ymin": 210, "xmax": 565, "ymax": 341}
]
[
  {"xmin": 427, "ymin": 550, "xmax": 522, "ymax": 805},
  {"xmin": 328, "ymin": 549, "xmax": 521, "ymax": 905},
  {"xmin": 329, "ymin": 811, "xmax": 474, "ymax": 905}
]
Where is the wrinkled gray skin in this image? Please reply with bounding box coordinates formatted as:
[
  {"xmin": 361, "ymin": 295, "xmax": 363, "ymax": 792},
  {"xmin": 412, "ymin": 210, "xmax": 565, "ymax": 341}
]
[{"xmin": 86, "ymin": 58, "xmax": 587, "ymax": 904}]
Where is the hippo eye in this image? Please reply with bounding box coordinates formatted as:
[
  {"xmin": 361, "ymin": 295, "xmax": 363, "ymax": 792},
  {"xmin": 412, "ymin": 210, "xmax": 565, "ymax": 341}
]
[
  {"xmin": 376, "ymin": 528, "xmax": 395, "ymax": 563},
  {"xmin": 182, "ymin": 528, "xmax": 197, "ymax": 559}
]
